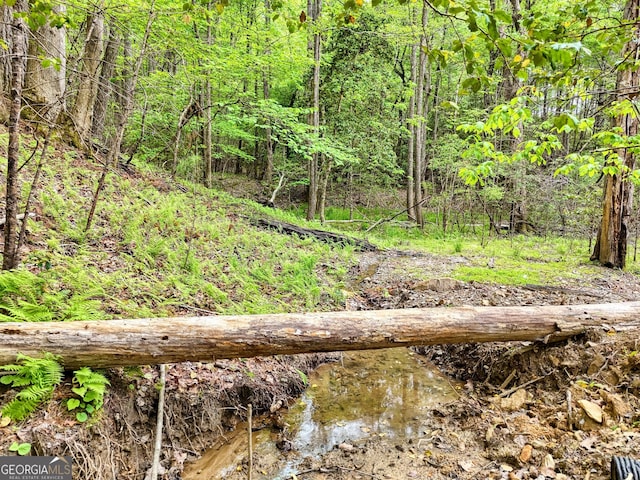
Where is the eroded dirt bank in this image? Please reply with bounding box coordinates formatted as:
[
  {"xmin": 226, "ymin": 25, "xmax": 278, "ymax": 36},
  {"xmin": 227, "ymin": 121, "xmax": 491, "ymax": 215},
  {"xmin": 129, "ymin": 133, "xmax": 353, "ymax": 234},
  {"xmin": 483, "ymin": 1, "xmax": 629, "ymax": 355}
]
[
  {"xmin": 195, "ymin": 251, "xmax": 640, "ymax": 480},
  {"xmin": 2, "ymin": 249, "xmax": 640, "ymax": 479}
]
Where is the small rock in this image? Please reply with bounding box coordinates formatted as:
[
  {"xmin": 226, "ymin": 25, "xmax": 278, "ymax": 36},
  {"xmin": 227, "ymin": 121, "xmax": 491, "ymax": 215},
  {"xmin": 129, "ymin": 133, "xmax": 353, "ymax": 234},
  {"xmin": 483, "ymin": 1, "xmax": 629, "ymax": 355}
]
[
  {"xmin": 542, "ymin": 454, "xmax": 555, "ymax": 470},
  {"xmin": 269, "ymin": 399, "xmax": 283, "ymax": 413},
  {"xmin": 413, "ymin": 278, "xmax": 464, "ymax": 292},
  {"xmin": 602, "ymin": 391, "xmax": 631, "ymax": 419},
  {"xmin": 276, "ymin": 439, "xmax": 293, "ymax": 451},
  {"xmin": 500, "ymin": 388, "xmax": 528, "ymax": 411},
  {"xmin": 338, "ymin": 442, "xmax": 355, "ymax": 453},
  {"xmin": 539, "ymin": 466, "xmax": 556, "ymax": 478},
  {"xmin": 587, "ymin": 353, "xmax": 606, "ymax": 375},
  {"xmin": 519, "ymin": 444, "xmax": 533, "ymax": 463},
  {"xmin": 578, "ymin": 399, "xmax": 603, "ymax": 423},
  {"xmin": 485, "ymin": 424, "xmax": 495, "ymax": 442},
  {"xmin": 458, "ymin": 460, "xmax": 474, "ymax": 472}
]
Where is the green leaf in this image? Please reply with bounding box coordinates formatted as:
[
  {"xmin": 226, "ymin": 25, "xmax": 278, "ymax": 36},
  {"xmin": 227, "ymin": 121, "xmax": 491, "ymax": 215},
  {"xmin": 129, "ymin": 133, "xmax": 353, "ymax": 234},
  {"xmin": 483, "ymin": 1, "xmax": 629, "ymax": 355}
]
[
  {"xmin": 9, "ymin": 442, "xmax": 31, "ymax": 455},
  {"xmin": 493, "ymin": 9, "xmax": 512, "ymax": 23},
  {"xmin": 76, "ymin": 412, "xmax": 88, "ymax": 422},
  {"xmin": 67, "ymin": 398, "xmax": 81, "ymax": 410},
  {"xmin": 72, "ymin": 386, "xmax": 87, "ymax": 397}
]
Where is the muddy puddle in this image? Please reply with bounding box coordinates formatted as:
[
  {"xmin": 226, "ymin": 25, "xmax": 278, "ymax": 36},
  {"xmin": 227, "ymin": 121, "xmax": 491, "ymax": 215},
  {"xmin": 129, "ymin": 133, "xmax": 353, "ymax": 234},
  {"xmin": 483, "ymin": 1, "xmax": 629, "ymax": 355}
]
[{"xmin": 183, "ymin": 348, "xmax": 459, "ymax": 480}]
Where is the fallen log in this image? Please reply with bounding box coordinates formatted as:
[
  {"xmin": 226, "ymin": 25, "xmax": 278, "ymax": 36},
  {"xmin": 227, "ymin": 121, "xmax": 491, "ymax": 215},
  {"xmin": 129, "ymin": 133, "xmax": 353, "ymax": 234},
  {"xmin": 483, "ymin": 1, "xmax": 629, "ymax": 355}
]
[
  {"xmin": 1, "ymin": 302, "xmax": 640, "ymax": 369},
  {"xmin": 252, "ymin": 218, "xmax": 377, "ymax": 251}
]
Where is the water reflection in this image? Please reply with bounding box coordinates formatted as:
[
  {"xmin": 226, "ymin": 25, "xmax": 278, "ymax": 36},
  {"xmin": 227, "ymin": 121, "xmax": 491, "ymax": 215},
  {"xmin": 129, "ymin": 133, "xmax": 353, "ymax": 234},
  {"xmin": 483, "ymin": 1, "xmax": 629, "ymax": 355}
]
[
  {"xmin": 285, "ymin": 348, "xmax": 457, "ymax": 456},
  {"xmin": 183, "ymin": 348, "xmax": 458, "ymax": 480}
]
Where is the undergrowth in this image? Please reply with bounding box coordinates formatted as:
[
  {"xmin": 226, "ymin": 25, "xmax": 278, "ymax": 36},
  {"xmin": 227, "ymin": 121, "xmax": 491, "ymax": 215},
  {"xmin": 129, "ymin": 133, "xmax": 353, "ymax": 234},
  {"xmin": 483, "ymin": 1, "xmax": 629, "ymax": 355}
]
[{"xmin": 0, "ymin": 353, "xmax": 63, "ymax": 421}]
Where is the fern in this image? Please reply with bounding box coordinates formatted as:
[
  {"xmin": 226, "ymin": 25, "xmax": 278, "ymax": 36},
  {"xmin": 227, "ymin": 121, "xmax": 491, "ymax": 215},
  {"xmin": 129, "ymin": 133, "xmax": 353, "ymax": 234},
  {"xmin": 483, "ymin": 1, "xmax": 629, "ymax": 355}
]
[
  {"xmin": 0, "ymin": 270, "xmax": 103, "ymax": 322},
  {"xmin": 0, "ymin": 353, "xmax": 63, "ymax": 420},
  {"xmin": 68, "ymin": 367, "xmax": 110, "ymax": 422}
]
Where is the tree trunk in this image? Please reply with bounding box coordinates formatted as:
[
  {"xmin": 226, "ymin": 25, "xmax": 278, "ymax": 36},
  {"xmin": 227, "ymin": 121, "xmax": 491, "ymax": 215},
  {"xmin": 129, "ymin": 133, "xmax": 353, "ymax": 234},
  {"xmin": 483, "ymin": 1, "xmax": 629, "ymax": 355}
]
[
  {"xmin": 203, "ymin": 4, "xmax": 215, "ymax": 187},
  {"xmin": 306, "ymin": 0, "xmax": 321, "ymax": 221},
  {"xmin": 317, "ymin": 156, "xmax": 332, "ymax": 223},
  {"xmin": 71, "ymin": 10, "xmax": 104, "ymax": 142},
  {"xmin": 24, "ymin": 3, "xmax": 66, "ymax": 121},
  {"xmin": 85, "ymin": 4, "xmax": 156, "ymax": 232},
  {"xmin": 0, "ymin": 302, "xmax": 639, "ymax": 369},
  {"xmin": 413, "ymin": 4, "xmax": 429, "ymax": 228},
  {"xmin": 0, "ymin": 5, "xmax": 13, "ymax": 98},
  {"xmin": 262, "ymin": 0, "xmax": 274, "ymax": 184},
  {"xmin": 2, "ymin": 0, "xmax": 28, "ymax": 271},
  {"xmin": 591, "ymin": 0, "xmax": 640, "ymax": 269},
  {"xmin": 91, "ymin": 23, "xmax": 121, "ymax": 142},
  {"xmin": 406, "ymin": 43, "xmax": 417, "ymax": 221}
]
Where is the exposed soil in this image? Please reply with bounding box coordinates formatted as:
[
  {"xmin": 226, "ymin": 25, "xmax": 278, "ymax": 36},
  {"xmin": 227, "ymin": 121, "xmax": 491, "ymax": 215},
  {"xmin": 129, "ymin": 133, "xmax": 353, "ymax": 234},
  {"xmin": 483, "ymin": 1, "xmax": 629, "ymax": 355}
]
[
  {"xmin": 2, "ymin": 248, "xmax": 640, "ymax": 480},
  {"xmin": 243, "ymin": 249, "xmax": 640, "ymax": 480}
]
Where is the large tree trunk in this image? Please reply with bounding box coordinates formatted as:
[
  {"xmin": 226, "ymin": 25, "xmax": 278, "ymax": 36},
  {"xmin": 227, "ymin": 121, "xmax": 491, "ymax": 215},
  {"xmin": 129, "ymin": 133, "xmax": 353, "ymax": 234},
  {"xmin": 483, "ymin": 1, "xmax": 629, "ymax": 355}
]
[
  {"xmin": 0, "ymin": 302, "xmax": 639, "ymax": 369},
  {"xmin": 71, "ymin": 11, "xmax": 104, "ymax": 142},
  {"xmin": 591, "ymin": 0, "xmax": 640, "ymax": 269},
  {"xmin": 2, "ymin": 0, "xmax": 28, "ymax": 271},
  {"xmin": 24, "ymin": 3, "xmax": 66, "ymax": 121}
]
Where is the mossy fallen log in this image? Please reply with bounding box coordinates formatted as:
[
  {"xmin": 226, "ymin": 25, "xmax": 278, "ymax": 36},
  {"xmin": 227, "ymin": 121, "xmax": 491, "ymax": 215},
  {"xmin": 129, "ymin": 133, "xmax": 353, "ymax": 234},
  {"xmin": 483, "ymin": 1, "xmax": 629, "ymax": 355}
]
[{"xmin": 0, "ymin": 302, "xmax": 639, "ymax": 369}]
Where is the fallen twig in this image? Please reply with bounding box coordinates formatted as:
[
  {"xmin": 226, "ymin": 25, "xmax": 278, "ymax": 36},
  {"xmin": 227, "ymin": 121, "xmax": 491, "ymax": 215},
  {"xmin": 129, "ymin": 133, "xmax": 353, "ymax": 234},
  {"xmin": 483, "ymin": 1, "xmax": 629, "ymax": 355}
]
[
  {"xmin": 498, "ymin": 373, "xmax": 550, "ymax": 398},
  {"xmin": 149, "ymin": 364, "xmax": 166, "ymax": 480}
]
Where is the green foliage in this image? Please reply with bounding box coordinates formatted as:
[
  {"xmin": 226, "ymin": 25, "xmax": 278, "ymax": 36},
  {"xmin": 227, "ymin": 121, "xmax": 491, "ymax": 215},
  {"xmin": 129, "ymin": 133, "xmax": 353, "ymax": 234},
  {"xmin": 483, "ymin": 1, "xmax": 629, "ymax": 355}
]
[
  {"xmin": 296, "ymin": 369, "xmax": 309, "ymax": 386},
  {"xmin": 0, "ymin": 270, "xmax": 103, "ymax": 322},
  {"xmin": 0, "ymin": 353, "xmax": 63, "ymax": 421},
  {"xmin": 66, "ymin": 367, "xmax": 110, "ymax": 423},
  {"xmin": 9, "ymin": 442, "xmax": 32, "ymax": 456}
]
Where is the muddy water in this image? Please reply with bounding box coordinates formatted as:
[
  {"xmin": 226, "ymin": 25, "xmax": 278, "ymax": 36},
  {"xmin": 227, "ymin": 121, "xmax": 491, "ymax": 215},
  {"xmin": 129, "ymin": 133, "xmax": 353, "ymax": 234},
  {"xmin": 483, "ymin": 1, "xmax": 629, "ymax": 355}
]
[{"xmin": 183, "ymin": 348, "xmax": 458, "ymax": 480}]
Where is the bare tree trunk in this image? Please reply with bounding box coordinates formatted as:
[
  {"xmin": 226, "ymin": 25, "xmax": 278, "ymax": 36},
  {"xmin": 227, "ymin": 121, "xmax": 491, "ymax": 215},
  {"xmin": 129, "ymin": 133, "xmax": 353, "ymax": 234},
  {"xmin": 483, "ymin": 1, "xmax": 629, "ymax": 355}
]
[
  {"xmin": 0, "ymin": 5, "xmax": 13, "ymax": 98},
  {"xmin": 72, "ymin": 10, "xmax": 104, "ymax": 142},
  {"xmin": 261, "ymin": 0, "xmax": 274, "ymax": 184},
  {"xmin": 406, "ymin": 43, "xmax": 417, "ymax": 221},
  {"xmin": 85, "ymin": 4, "xmax": 156, "ymax": 232},
  {"xmin": 413, "ymin": 4, "xmax": 428, "ymax": 228},
  {"xmin": 591, "ymin": 0, "xmax": 640, "ymax": 269},
  {"xmin": 92, "ymin": 22, "xmax": 121, "ymax": 142},
  {"xmin": 203, "ymin": 4, "xmax": 214, "ymax": 188},
  {"xmin": 318, "ymin": 157, "xmax": 332, "ymax": 223},
  {"xmin": 24, "ymin": 3, "xmax": 66, "ymax": 122},
  {"xmin": 2, "ymin": 0, "xmax": 28, "ymax": 270},
  {"xmin": 306, "ymin": 0, "xmax": 321, "ymax": 221},
  {"xmin": 2, "ymin": 302, "xmax": 640, "ymax": 369}
]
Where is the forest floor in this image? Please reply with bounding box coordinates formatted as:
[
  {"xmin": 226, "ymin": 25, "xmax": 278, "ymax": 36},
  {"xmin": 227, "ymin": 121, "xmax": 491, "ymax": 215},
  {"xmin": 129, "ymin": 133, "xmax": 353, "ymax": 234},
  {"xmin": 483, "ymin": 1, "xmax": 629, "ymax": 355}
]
[
  {"xmin": 235, "ymin": 249, "xmax": 640, "ymax": 480},
  {"xmin": 4, "ymin": 246, "xmax": 640, "ymax": 480},
  {"xmin": 0, "ymin": 149, "xmax": 639, "ymax": 479}
]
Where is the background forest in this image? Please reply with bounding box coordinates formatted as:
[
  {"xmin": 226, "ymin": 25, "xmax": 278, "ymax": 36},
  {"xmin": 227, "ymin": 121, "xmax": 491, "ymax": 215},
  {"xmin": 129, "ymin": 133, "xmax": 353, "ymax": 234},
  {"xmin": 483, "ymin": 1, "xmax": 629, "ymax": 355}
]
[{"xmin": 1, "ymin": 0, "xmax": 640, "ymax": 269}]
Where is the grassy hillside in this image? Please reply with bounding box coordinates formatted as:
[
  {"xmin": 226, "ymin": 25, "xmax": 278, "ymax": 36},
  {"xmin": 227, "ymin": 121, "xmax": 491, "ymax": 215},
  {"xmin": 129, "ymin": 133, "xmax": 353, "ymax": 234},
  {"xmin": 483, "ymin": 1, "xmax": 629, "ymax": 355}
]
[{"xmin": 0, "ymin": 132, "xmax": 352, "ymax": 323}]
